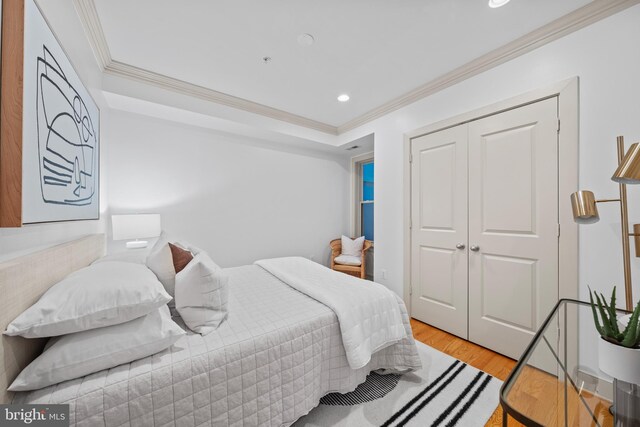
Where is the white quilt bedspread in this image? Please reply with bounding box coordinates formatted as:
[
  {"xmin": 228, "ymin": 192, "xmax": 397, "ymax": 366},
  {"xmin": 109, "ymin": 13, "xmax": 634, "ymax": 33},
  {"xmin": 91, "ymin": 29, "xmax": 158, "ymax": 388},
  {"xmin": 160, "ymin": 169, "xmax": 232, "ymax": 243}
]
[
  {"xmin": 255, "ymin": 257, "xmax": 406, "ymax": 369},
  {"xmin": 13, "ymin": 265, "xmax": 421, "ymax": 427}
]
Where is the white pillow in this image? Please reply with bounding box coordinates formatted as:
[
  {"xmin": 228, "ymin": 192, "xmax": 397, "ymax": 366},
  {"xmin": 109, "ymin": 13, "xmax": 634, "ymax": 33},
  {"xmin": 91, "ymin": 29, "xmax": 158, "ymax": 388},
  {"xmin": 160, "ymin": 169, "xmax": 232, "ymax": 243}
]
[
  {"xmin": 146, "ymin": 234, "xmax": 178, "ymax": 296},
  {"xmin": 92, "ymin": 251, "xmax": 148, "ymax": 265},
  {"xmin": 341, "ymin": 235, "xmax": 365, "ymax": 257},
  {"xmin": 175, "ymin": 252, "xmax": 228, "ymax": 335},
  {"xmin": 8, "ymin": 306, "xmax": 184, "ymax": 391},
  {"xmin": 4, "ymin": 262, "xmax": 172, "ymax": 338}
]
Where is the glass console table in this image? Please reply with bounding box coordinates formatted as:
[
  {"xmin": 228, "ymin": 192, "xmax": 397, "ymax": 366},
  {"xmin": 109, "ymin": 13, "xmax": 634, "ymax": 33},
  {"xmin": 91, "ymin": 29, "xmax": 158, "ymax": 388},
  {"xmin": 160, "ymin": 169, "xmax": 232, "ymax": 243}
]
[{"xmin": 500, "ymin": 299, "xmax": 639, "ymax": 427}]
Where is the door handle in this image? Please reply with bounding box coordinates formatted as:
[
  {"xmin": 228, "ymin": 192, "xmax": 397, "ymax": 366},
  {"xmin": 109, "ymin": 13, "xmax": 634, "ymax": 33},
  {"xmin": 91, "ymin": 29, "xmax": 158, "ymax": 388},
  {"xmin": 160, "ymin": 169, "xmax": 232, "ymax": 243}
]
[
  {"xmin": 456, "ymin": 243, "xmax": 465, "ymax": 250},
  {"xmin": 470, "ymin": 245, "xmax": 480, "ymax": 252}
]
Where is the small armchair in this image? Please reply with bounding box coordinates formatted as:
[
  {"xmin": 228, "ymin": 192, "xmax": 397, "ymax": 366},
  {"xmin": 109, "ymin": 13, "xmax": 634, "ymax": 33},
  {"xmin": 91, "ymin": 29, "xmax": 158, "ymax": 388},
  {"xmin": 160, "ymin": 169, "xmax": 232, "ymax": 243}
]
[{"xmin": 330, "ymin": 238, "xmax": 373, "ymax": 279}]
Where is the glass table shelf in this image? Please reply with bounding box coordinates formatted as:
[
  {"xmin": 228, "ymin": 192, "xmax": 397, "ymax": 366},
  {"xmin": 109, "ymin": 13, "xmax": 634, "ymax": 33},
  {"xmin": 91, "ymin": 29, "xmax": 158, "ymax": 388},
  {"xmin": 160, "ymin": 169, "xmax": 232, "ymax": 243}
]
[{"xmin": 500, "ymin": 299, "xmax": 639, "ymax": 427}]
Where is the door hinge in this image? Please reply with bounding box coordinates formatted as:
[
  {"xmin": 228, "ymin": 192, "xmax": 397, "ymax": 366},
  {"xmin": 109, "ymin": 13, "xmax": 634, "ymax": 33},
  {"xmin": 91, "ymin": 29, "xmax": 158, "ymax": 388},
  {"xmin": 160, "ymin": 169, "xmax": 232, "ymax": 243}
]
[
  {"xmin": 557, "ymin": 119, "xmax": 561, "ymax": 133},
  {"xmin": 558, "ymin": 223, "xmax": 561, "ymax": 237},
  {"xmin": 409, "ymin": 153, "xmax": 413, "ymax": 163},
  {"xmin": 409, "ymin": 218, "xmax": 413, "ymax": 230}
]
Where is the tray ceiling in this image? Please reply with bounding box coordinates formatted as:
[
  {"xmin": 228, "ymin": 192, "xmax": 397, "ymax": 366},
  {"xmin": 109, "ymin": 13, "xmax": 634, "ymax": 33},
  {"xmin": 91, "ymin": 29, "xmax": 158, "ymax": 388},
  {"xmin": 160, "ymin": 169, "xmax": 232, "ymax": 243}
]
[{"xmin": 78, "ymin": 0, "xmax": 631, "ymax": 133}]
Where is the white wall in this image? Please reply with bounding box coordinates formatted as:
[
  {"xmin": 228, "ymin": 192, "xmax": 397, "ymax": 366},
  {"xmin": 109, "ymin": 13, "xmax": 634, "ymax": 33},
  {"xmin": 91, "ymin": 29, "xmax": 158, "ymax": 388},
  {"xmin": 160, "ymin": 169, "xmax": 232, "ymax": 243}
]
[
  {"xmin": 340, "ymin": 5, "xmax": 640, "ymax": 308},
  {"xmin": 106, "ymin": 111, "xmax": 350, "ymax": 267},
  {"xmin": 0, "ymin": 0, "xmax": 109, "ymax": 260},
  {"xmin": 337, "ymin": 5, "xmax": 640, "ymax": 373},
  {"xmin": 3, "ymin": 0, "xmax": 637, "ymax": 324}
]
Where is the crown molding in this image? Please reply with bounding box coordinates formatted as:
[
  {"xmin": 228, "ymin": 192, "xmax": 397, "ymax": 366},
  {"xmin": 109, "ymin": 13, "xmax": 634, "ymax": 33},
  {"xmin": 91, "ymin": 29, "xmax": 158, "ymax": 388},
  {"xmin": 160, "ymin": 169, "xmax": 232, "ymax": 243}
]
[
  {"xmin": 73, "ymin": 0, "xmax": 111, "ymax": 70},
  {"xmin": 337, "ymin": 0, "xmax": 640, "ymax": 133},
  {"xmin": 73, "ymin": 0, "xmax": 338, "ymax": 135},
  {"xmin": 103, "ymin": 60, "xmax": 339, "ymax": 135},
  {"xmin": 74, "ymin": 0, "xmax": 639, "ymax": 136}
]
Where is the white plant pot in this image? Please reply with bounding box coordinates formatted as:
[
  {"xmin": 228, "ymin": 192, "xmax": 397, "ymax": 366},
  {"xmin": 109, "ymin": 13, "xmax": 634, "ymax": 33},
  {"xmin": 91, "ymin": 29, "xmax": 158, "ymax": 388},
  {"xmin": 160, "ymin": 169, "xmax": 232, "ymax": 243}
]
[{"xmin": 598, "ymin": 338, "xmax": 640, "ymax": 385}]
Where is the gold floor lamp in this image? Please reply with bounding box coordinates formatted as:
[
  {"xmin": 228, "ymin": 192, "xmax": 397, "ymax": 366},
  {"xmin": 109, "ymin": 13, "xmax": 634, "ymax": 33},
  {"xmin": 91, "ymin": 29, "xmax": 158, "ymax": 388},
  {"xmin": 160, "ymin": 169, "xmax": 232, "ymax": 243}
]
[{"xmin": 571, "ymin": 136, "xmax": 640, "ymax": 311}]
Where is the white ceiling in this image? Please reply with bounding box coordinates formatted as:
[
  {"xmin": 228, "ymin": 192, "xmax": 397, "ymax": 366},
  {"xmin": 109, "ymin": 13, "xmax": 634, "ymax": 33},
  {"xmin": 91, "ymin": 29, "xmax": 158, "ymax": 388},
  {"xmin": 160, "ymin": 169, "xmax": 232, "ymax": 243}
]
[{"xmin": 94, "ymin": 0, "xmax": 592, "ymax": 128}]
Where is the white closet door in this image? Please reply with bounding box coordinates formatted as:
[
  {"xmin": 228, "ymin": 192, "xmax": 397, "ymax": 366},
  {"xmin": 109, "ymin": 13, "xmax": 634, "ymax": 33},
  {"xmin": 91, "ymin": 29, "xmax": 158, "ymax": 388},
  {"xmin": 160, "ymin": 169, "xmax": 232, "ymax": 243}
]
[
  {"xmin": 411, "ymin": 125, "xmax": 468, "ymax": 339},
  {"xmin": 468, "ymin": 97, "xmax": 559, "ymax": 360}
]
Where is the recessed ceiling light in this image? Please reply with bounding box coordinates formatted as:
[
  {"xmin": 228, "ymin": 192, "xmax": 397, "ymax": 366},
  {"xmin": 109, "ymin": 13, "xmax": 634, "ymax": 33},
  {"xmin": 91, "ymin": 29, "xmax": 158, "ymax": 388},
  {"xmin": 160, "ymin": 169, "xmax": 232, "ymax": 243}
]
[
  {"xmin": 337, "ymin": 94, "xmax": 350, "ymax": 102},
  {"xmin": 488, "ymin": 0, "xmax": 510, "ymax": 8},
  {"xmin": 297, "ymin": 33, "xmax": 315, "ymax": 46}
]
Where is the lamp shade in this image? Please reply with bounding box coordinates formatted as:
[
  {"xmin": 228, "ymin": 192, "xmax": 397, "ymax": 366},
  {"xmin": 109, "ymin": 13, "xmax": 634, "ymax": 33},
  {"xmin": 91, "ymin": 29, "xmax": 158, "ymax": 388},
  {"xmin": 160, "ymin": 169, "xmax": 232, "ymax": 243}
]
[
  {"xmin": 570, "ymin": 191, "xmax": 599, "ymax": 224},
  {"xmin": 612, "ymin": 143, "xmax": 640, "ymax": 184},
  {"xmin": 112, "ymin": 214, "xmax": 161, "ymax": 241}
]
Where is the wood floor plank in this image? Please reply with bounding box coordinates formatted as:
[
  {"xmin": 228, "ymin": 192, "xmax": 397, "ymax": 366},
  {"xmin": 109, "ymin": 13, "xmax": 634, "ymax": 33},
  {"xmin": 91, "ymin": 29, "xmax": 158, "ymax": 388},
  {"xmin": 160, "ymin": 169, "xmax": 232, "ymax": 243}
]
[{"xmin": 410, "ymin": 318, "xmax": 614, "ymax": 427}]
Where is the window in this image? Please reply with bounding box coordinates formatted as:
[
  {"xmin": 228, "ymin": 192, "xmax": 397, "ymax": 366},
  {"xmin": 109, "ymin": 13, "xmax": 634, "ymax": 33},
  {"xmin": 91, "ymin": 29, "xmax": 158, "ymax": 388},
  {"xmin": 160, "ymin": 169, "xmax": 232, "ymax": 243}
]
[{"xmin": 358, "ymin": 161, "xmax": 374, "ymax": 241}]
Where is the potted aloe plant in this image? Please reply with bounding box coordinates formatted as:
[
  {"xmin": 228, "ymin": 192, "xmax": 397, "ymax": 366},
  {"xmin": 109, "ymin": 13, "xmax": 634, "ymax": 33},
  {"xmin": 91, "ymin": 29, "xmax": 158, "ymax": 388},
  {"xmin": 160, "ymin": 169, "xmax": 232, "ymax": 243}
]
[{"xmin": 589, "ymin": 286, "xmax": 640, "ymax": 384}]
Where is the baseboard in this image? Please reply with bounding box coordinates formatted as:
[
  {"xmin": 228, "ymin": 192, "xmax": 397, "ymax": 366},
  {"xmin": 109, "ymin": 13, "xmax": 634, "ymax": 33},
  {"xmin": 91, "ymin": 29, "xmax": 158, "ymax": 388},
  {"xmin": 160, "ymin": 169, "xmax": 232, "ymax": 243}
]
[{"xmin": 576, "ymin": 368, "xmax": 613, "ymax": 401}]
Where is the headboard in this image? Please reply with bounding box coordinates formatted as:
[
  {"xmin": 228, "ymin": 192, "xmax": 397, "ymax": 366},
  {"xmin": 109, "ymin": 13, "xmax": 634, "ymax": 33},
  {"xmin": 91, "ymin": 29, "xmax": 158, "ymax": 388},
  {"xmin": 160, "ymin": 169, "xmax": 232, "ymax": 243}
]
[{"xmin": 0, "ymin": 234, "xmax": 105, "ymax": 403}]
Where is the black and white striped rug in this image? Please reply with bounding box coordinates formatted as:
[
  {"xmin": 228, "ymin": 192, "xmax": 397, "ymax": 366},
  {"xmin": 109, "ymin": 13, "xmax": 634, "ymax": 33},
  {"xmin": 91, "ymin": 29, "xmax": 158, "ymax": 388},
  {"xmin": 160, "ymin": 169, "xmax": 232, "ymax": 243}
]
[{"xmin": 294, "ymin": 341, "xmax": 501, "ymax": 427}]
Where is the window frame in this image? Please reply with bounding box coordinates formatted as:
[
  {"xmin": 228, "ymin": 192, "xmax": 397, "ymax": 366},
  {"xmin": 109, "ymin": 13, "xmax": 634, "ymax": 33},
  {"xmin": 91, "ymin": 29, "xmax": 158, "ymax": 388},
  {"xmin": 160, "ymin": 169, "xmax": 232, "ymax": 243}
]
[{"xmin": 351, "ymin": 152, "xmax": 374, "ymax": 241}]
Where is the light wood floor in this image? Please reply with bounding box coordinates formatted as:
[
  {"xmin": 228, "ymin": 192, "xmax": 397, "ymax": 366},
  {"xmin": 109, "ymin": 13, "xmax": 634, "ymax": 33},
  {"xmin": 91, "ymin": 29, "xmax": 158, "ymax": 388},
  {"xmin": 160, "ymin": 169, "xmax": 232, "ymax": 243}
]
[
  {"xmin": 410, "ymin": 318, "xmax": 613, "ymax": 427},
  {"xmin": 411, "ymin": 318, "xmax": 515, "ymax": 426}
]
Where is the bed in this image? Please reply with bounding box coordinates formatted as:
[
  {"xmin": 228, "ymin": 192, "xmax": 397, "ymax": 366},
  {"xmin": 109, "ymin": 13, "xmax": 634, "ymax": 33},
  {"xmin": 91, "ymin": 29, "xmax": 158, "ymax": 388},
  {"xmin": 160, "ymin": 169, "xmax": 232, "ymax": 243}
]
[{"xmin": 2, "ymin": 235, "xmax": 421, "ymax": 426}]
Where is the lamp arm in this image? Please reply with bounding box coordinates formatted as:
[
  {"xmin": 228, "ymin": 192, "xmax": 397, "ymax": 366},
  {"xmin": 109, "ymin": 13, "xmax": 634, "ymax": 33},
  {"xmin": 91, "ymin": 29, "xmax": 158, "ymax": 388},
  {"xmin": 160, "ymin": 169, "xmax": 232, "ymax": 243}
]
[
  {"xmin": 595, "ymin": 198, "xmax": 622, "ymax": 203},
  {"xmin": 618, "ymin": 136, "xmax": 634, "ymax": 311}
]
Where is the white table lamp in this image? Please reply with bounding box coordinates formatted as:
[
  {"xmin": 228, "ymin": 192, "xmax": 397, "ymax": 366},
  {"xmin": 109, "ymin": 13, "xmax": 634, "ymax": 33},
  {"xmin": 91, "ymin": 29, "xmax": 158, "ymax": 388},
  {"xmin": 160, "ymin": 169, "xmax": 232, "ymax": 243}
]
[{"xmin": 112, "ymin": 214, "xmax": 161, "ymax": 249}]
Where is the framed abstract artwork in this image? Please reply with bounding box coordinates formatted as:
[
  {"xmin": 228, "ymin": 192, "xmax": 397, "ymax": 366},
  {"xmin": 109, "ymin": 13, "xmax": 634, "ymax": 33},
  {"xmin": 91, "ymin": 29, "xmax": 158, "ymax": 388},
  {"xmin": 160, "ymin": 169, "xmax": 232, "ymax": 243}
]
[{"xmin": 0, "ymin": 0, "xmax": 100, "ymax": 227}]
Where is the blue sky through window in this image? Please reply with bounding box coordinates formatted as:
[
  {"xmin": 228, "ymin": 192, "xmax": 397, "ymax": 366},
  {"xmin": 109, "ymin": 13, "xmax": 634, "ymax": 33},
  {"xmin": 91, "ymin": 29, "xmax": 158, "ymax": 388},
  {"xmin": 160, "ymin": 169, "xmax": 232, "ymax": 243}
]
[
  {"xmin": 362, "ymin": 162, "xmax": 374, "ymax": 201},
  {"xmin": 362, "ymin": 162, "xmax": 374, "ymax": 241}
]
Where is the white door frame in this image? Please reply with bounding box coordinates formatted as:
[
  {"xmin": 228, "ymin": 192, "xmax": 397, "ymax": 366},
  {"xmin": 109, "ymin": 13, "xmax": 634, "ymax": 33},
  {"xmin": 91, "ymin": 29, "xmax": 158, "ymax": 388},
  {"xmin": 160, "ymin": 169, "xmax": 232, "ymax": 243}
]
[{"xmin": 403, "ymin": 77, "xmax": 579, "ymax": 314}]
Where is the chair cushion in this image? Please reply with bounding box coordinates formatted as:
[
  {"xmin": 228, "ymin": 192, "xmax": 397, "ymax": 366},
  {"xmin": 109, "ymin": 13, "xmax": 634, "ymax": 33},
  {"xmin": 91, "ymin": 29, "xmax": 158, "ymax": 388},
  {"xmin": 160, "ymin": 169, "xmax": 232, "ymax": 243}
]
[
  {"xmin": 334, "ymin": 255, "xmax": 362, "ymax": 266},
  {"xmin": 341, "ymin": 235, "xmax": 365, "ymax": 257}
]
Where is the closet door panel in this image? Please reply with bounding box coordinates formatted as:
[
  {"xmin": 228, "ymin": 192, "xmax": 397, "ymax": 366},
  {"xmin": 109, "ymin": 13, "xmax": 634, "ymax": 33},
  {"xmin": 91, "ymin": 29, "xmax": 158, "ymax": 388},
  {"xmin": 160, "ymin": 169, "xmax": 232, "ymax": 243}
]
[
  {"xmin": 410, "ymin": 124, "xmax": 468, "ymax": 339},
  {"xmin": 468, "ymin": 97, "xmax": 559, "ymax": 360}
]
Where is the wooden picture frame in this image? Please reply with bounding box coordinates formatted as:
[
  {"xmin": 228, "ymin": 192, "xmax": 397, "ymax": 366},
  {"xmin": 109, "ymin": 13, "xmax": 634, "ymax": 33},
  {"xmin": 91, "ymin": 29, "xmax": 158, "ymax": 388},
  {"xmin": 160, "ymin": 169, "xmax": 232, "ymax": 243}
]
[{"xmin": 0, "ymin": 0, "xmax": 24, "ymax": 227}]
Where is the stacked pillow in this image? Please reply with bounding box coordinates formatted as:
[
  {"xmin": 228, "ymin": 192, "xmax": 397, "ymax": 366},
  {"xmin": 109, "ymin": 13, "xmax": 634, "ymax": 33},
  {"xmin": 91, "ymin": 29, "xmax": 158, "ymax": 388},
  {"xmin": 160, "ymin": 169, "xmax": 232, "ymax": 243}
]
[
  {"xmin": 4, "ymin": 262, "xmax": 184, "ymax": 391},
  {"xmin": 146, "ymin": 236, "xmax": 229, "ymax": 334},
  {"xmin": 334, "ymin": 235, "xmax": 365, "ymax": 266},
  {"xmin": 145, "ymin": 234, "xmax": 194, "ymax": 299},
  {"xmin": 5, "ymin": 235, "xmax": 229, "ymax": 392},
  {"xmin": 6, "ymin": 262, "xmax": 172, "ymax": 337}
]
